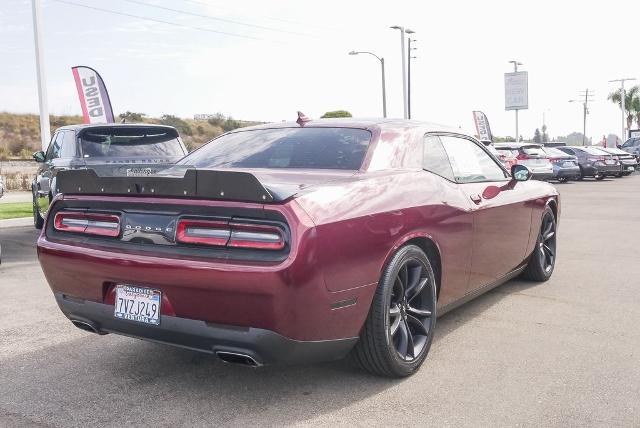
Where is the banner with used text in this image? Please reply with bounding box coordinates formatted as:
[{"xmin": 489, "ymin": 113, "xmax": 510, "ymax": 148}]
[
  {"xmin": 71, "ymin": 66, "xmax": 114, "ymax": 124},
  {"xmin": 472, "ymin": 111, "xmax": 493, "ymax": 143}
]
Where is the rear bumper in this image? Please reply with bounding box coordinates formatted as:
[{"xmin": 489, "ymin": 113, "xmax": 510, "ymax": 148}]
[
  {"xmin": 553, "ymin": 166, "xmax": 581, "ymax": 179},
  {"xmin": 55, "ymin": 292, "xmax": 358, "ymax": 365},
  {"xmin": 582, "ymin": 164, "xmax": 621, "ymax": 176},
  {"xmin": 531, "ymin": 172, "xmax": 554, "ymax": 180}
]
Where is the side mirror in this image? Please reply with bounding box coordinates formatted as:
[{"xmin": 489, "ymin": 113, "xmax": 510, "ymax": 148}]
[
  {"xmin": 511, "ymin": 164, "xmax": 532, "ymax": 182},
  {"xmin": 32, "ymin": 151, "xmax": 46, "ymax": 163}
]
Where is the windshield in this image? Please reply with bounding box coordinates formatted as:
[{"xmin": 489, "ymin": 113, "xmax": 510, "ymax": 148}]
[
  {"xmin": 80, "ymin": 127, "xmax": 185, "ymax": 158},
  {"xmin": 180, "ymin": 127, "xmax": 372, "ymax": 170}
]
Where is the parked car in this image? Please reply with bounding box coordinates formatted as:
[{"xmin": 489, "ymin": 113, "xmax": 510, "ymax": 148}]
[
  {"xmin": 556, "ymin": 146, "xmax": 621, "ymax": 180},
  {"xmin": 620, "ymin": 137, "xmax": 640, "ymax": 157},
  {"xmin": 38, "ymin": 118, "xmax": 560, "ymax": 378},
  {"xmin": 31, "ymin": 124, "xmax": 187, "ymax": 229},
  {"xmin": 493, "ymin": 143, "xmax": 554, "ymax": 180},
  {"xmin": 540, "ymin": 147, "xmax": 581, "ymax": 182},
  {"xmin": 487, "ymin": 145, "xmax": 517, "ymax": 170},
  {"xmin": 599, "ymin": 147, "xmax": 637, "ymax": 176}
]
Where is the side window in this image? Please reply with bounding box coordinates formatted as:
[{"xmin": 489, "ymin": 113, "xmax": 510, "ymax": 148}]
[
  {"xmin": 60, "ymin": 131, "xmax": 77, "ymax": 158},
  {"xmin": 423, "ymin": 135, "xmax": 455, "ymax": 181},
  {"xmin": 558, "ymin": 147, "xmax": 574, "ymax": 156},
  {"xmin": 440, "ymin": 136, "xmax": 508, "ymax": 183},
  {"xmin": 45, "ymin": 132, "xmax": 62, "ymax": 161}
]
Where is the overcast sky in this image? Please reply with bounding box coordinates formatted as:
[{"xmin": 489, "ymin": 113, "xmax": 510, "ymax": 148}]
[{"xmin": 1, "ymin": 0, "xmax": 638, "ymax": 140}]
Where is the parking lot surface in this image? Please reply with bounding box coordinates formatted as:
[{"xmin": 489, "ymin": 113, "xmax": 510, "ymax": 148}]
[{"xmin": 1, "ymin": 176, "xmax": 639, "ymax": 427}]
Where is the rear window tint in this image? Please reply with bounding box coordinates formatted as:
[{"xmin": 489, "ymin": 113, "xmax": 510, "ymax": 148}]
[
  {"xmin": 80, "ymin": 127, "xmax": 184, "ymax": 158},
  {"xmin": 181, "ymin": 127, "xmax": 371, "ymax": 170}
]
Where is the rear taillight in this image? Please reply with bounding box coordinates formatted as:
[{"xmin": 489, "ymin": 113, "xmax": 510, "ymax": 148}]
[
  {"xmin": 175, "ymin": 219, "xmax": 285, "ymax": 250},
  {"xmin": 176, "ymin": 219, "xmax": 230, "ymax": 246},
  {"xmin": 53, "ymin": 211, "xmax": 120, "ymax": 237},
  {"xmin": 227, "ymin": 222, "xmax": 285, "ymax": 250}
]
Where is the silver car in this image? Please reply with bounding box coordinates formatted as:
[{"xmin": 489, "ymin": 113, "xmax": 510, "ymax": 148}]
[{"xmin": 494, "ymin": 143, "xmax": 554, "ymax": 180}]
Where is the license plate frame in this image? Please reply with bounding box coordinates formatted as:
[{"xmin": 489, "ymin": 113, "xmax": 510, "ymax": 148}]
[
  {"xmin": 114, "ymin": 285, "xmax": 162, "ymax": 326},
  {"xmin": 126, "ymin": 167, "xmax": 157, "ymax": 177}
]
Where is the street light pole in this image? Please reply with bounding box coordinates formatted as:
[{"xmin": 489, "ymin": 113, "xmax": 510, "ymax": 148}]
[
  {"xmin": 569, "ymin": 89, "xmax": 594, "ymax": 146},
  {"xmin": 508, "ymin": 60, "xmax": 522, "ymax": 141},
  {"xmin": 31, "ymin": 0, "xmax": 50, "ymax": 150},
  {"xmin": 407, "ymin": 35, "xmax": 417, "ymax": 119},
  {"xmin": 391, "ymin": 26, "xmax": 412, "ymax": 119},
  {"xmin": 349, "ymin": 51, "xmax": 387, "ymax": 118},
  {"xmin": 609, "ymin": 78, "xmax": 637, "ymax": 143}
]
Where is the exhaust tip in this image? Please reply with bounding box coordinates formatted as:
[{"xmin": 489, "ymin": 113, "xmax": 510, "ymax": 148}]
[
  {"xmin": 216, "ymin": 351, "xmax": 261, "ymax": 367},
  {"xmin": 70, "ymin": 319, "xmax": 102, "ymax": 334}
]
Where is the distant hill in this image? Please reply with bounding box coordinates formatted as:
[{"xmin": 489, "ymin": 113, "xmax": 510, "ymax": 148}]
[{"xmin": 0, "ymin": 112, "xmax": 259, "ymax": 160}]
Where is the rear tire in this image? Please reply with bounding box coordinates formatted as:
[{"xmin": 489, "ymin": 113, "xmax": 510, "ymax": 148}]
[
  {"xmin": 595, "ymin": 174, "xmax": 605, "ymax": 181},
  {"xmin": 32, "ymin": 187, "xmax": 44, "ymax": 229},
  {"xmin": 521, "ymin": 206, "xmax": 557, "ymax": 282},
  {"xmin": 351, "ymin": 245, "xmax": 437, "ymax": 378},
  {"xmin": 577, "ymin": 167, "xmax": 584, "ymax": 181}
]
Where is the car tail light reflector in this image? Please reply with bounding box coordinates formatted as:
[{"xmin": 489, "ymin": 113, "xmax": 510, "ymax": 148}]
[
  {"xmin": 227, "ymin": 222, "xmax": 285, "ymax": 250},
  {"xmin": 176, "ymin": 219, "xmax": 230, "ymax": 246},
  {"xmin": 54, "ymin": 212, "xmax": 120, "ymax": 237},
  {"xmin": 175, "ymin": 219, "xmax": 285, "ymax": 250}
]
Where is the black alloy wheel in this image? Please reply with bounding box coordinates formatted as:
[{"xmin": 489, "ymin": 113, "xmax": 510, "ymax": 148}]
[
  {"xmin": 522, "ymin": 206, "xmax": 557, "ymax": 281},
  {"xmin": 388, "ymin": 260, "xmax": 434, "ymax": 361},
  {"xmin": 352, "ymin": 245, "xmax": 437, "ymax": 377}
]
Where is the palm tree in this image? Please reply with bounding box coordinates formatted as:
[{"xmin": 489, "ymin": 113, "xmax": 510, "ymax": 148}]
[
  {"xmin": 608, "ymin": 85, "xmax": 640, "ymax": 130},
  {"xmin": 631, "ymin": 95, "xmax": 640, "ymax": 130}
]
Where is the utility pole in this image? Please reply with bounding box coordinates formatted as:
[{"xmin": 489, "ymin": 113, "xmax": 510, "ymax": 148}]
[
  {"xmin": 609, "ymin": 78, "xmax": 637, "ymax": 143},
  {"xmin": 31, "ymin": 0, "xmax": 50, "ymax": 150},
  {"xmin": 569, "ymin": 89, "xmax": 595, "ymax": 146},
  {"xmin": 407, "ymin": 37, "xmax": 417, "ymax": 119},
  {"xmin": 390, "ymin": 26, "xmax": 413, "ymax": 119}
]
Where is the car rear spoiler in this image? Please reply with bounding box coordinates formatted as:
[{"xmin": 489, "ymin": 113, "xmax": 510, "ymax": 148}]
[{"xmin": 56, "ymin": 168, "xmax": 274, "ymax": 203}]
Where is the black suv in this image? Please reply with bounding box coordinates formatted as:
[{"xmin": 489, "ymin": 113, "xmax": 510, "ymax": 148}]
[
  {"xmin": 32, "ymin": 124, "xmax": 187, "ymax": 228},
  {"xmin": 621, "ymin": 137, "xmax": 640, "ymax": 158}
]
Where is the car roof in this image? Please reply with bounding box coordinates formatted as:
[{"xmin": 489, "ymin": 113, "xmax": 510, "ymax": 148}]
[
  {"xmin": 55, "ymin": 123, "xmax": 177, "ymax": 133},
  {"xmin": 224, "ymin": 117, "xmax": 473, "ymax": 136}
]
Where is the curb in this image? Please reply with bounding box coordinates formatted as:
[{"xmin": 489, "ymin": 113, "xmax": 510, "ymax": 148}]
[{"xmin": 0, "ymin": 217, "xmax": 33, "ymax": 228}]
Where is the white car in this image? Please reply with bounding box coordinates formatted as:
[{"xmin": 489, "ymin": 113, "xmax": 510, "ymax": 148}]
[{"xmin": 493, "ymin": 143, "xmax": 554, "ymax": 180}]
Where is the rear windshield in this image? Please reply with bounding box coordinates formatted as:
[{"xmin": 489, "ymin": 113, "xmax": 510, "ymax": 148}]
[
  {"xmin": 521, "ymin": 146, "xmax": 546, "ymax": 156},
  {"xmin": 544, "ymin": 148, "xmax": 570, "ymax": 157},
  {"xmin": 80, "ymin": 127, "xmax": 184, "ymax": 158},
  {"xmin": 581, "ymin": 147, "xmax": 610, "ymax": 156},
  {"xmin": 180, "ymin": 127, "xmax": 372, "ymax": 170}
]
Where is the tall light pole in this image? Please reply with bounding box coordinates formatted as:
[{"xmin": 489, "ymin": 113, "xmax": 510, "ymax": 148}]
[
  {"xmin": 391, "ymin": 26, "xmax": 413, "ymax": 119},
  {"xmin": 31, "ymin": 0, "xmax": 50, "ymax": 150},
  {"xmin": 406, "ymin": 33, "xmax": 417, "ymax": 119},
  {"xmin": 508, "ymin": 60, "xmax": 522, "ymax": 141},
  {"xmin": 349, "ymin": 51, "xmax": 387, "ymax": 118},
  {"xmin": 609, "ymin": 78, "xmax": 636, "ymax": 143}
]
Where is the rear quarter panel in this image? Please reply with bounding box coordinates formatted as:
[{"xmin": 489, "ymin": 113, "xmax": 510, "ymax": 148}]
[{"xmin": 294, "ymin": 170, "xmax": 474, "ymax": 309}]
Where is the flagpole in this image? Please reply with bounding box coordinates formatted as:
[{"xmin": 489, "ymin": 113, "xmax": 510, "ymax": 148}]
[{"xmin": 31, "ymin": 0, "xmax": 50, "ymax": 150}]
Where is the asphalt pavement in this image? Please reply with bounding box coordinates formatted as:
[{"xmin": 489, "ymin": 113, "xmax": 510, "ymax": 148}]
[{"xmin": 1, "ymin": 176, "xmax": 639, "ymax": 427}]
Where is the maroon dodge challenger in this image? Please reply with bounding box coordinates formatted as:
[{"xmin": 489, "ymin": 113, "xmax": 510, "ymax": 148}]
[{"xmin": 37, "ymin": 118, "xmax": 559, "ymax": 377}]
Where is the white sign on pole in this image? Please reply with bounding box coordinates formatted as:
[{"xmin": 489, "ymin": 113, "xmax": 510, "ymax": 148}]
[{"xmin": 505, "ymin": 71, "xmax": 528, "ymax": 111}]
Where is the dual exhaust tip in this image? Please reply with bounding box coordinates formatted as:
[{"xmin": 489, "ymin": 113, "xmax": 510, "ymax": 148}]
[{"xmin": 70, "ymin": 319, "xmax": 261, "ymax": 367}]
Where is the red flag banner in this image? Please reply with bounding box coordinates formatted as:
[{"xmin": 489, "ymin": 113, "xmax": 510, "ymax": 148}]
[{"xmin": 71, "ymin": 66, "xmax": 114, "ymax": 124}]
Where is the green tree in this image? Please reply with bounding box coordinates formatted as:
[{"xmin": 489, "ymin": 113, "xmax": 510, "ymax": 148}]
[
  {"xmin": 608, "ymin": 85, "xmax": 639, "ymax": 131},
  {"xmin": 533, "ymin": 128, "xmax": 542, "ymax": 144},
  {"xmin": 542, "ymin": 124, "xmax": 549, "ymax": 142},
  {"xmin": 207, "ymin": 113, "xmax": 226, "ymax": 127},
  {"xmin": 118, "ymin": 111, "xmax": 146, "ymax": 123},
  {"xmin": 159, "ymin": 114, "xmax": 193, "ymax": 136},
  {"xmin": 631, "ymin": 95, "xmax": 640, "ymax": 130},
  {"xmin": 321, "ymin": 110, "xmax": 352, "ymax": 118}
]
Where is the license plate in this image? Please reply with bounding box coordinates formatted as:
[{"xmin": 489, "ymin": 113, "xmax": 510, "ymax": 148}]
[
  {"xmin": 563, "ymin": 161, "xmax": 574, "ymax": 167},
  {"xmin": 605, "ymin": 160, "xmax": 615, "ymax": 165},
  {"xmin": 627, "ymin": 166, "xmax": 635, "ymax": 171},
  {"xmin": 114, "ymin": 285, "xmax": 161, "ymax": 325},
  {"xmin": 126, "ymin": 167, "xmax": 156, "ymax": 177}
]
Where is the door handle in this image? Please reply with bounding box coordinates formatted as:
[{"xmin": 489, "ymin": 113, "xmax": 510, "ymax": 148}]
[{"xmin": 470, "ymin": 194, "xmax": 482, "ymax": 204}]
